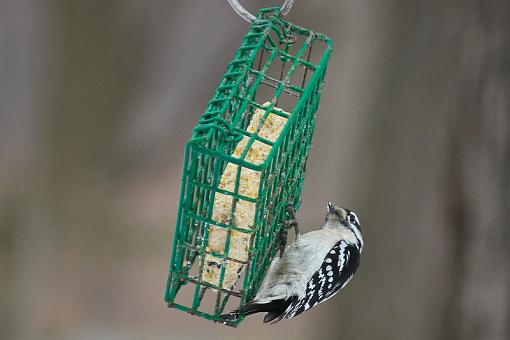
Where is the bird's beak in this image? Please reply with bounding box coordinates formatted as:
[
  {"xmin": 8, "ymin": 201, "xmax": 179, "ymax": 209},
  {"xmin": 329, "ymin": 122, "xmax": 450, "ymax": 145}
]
[{"xmin": 326, "ymin": 202, "xmax": 335, "ymax": 213}]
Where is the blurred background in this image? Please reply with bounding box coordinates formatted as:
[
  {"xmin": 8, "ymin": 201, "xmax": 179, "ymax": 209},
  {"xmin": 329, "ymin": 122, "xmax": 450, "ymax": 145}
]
[{"xmin": 1, "ymin": 0, "xmax": 509, "ymax": 339}]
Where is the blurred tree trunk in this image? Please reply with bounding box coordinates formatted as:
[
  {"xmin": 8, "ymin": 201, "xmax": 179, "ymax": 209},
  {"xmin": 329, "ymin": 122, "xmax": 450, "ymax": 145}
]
[
  {"xmin": 445, "ymin": 1, "xmax": 510, "ymax": 339},
  {"xmin": 315, "ymin": 1, "xmax": 510, "ymax": 339}
]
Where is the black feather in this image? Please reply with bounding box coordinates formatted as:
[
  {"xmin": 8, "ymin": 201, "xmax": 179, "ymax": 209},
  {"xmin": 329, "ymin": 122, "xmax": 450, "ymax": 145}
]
[
  {"xmin": 221, "ymin": 299, "xmax": 291, "ymax": 321},
  {"xmin": 282, "ymin": 240, "xmax": 361, "ymax": 319},
  {"xmin": 263, "ymin": 311, "xmax": 281, "ymax": 323}
]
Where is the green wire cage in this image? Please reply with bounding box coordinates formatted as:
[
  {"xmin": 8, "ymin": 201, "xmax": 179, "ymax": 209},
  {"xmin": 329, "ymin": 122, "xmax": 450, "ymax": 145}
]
[{"xmin": 165, "ymin": 7, "xmax": 333, "ymax": 326}]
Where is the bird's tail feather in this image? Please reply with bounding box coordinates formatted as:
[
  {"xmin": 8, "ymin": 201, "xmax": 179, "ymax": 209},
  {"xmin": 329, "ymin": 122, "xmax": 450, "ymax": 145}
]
[
  {"xmin": 221, "ymin": 299, "xmax": 289, "ymax": 322},
  {"xmin": 263, "ymin": 311, "xmax": 282, "ymax": 323}
]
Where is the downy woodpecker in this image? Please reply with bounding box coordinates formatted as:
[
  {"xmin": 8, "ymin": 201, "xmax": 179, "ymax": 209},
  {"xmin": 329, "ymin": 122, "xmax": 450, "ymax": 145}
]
[{"xmin": 223, "ymin": 202, "xmax": 363, "ymax": 323}]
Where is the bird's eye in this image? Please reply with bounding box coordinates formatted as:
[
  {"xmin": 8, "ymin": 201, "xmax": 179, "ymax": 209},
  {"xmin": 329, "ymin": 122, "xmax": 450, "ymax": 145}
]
[{"xmin": 348, "ymin": 213, "xmax": 357, "ymax": 224}]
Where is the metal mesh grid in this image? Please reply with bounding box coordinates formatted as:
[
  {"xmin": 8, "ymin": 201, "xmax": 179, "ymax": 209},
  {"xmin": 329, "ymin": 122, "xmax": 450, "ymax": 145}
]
[{"xmin": 165, "ymin": 7, "xmax": 333, "ymax": 326}]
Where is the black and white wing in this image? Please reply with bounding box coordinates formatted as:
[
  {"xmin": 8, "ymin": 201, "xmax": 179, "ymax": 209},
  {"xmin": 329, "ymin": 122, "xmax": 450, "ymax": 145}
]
[{"xmin": 280, "ymin": 240, "xmax": 361, "ymax": 320}]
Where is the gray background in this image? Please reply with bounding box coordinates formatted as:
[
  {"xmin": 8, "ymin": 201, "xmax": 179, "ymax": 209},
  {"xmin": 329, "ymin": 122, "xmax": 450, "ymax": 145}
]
[{"xmin": 1, "ymin": 0, "xmax": 509, "ymax": 339}]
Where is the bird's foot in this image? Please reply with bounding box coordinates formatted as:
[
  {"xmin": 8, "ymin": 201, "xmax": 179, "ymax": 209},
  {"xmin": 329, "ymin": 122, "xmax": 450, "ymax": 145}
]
[
  {"xmin": 286, "ymin": 204, "xmax": 296, "ymax": 220},
  {"xmin": 284, "ymin": 219, "xmax": 300, "ymax": 240},
  {"xmin": 278, "ymin": 228, "xmax": 289, "ymax": 257},
  {"xmin": 284, "ymin": 204, "xmax": 300, "ymax": 239},
  {"xmin": 279, "ymin": 205, "xmax": 300, "ymax": 256}
]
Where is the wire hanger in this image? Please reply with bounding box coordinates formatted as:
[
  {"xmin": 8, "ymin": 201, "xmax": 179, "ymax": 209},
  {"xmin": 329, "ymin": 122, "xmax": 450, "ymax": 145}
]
[{"xmin": 226, "ymin": 0, "xmax": 295, "ymax": 22}]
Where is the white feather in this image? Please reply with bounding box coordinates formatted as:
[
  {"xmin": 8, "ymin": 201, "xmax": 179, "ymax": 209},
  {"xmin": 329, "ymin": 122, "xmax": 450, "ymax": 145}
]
[{"xmin": 253, "ymin": 224, "xmax": 359, "ymax": 303}]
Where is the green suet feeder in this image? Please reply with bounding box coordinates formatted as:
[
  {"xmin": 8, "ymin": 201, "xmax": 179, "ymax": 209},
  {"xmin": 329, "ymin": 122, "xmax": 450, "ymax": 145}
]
[{"xmin": 165, "ymin": 6, "xmax": 333, "ymax": 327}]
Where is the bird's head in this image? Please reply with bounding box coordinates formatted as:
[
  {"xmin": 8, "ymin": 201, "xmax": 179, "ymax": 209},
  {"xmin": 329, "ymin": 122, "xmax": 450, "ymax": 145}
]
[{"xmin": 324, "ymin": 202, "xmax": 363, "ymax": 247}]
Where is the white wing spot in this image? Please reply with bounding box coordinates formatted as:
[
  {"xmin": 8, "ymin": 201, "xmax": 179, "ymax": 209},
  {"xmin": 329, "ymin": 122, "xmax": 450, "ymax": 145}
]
[
  {"xmin": 326, "ymin": 265, "xmax": 332, "ymax": 271},
  {"xmin": 338, "ymin": 242, "xmax": 347, "ymax": 269},
  {"xmin": 325, "ymin": 258, "xmax": 332, "ymax": 263},
  {"xmin": 328, "ymin": 284, "xmax": 332, "ymax": 289},
  {"xmin": 330, "ymin": 250, "xmax": 336, "ymax": 254},
  {"xmin": 327, "ymin": 271, "xmax": 333, "ymax": 276},
  {"xmin": 328, "ymin": 277, "xmax": 334, "ymax": 282}
]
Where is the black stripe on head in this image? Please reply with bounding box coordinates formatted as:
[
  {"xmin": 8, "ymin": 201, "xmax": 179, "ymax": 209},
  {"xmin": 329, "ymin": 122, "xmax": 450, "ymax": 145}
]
[
  {"xmin": 343, "ymin": 209, "xmax": 363, "ymax": 249},
  {"xmin": 345, "ymin": 209, "xmax": 361, "ymax": 231}
]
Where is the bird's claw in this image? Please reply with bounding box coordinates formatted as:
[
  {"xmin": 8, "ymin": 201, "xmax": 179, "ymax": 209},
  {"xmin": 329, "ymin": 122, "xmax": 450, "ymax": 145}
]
[
  {"xmin": 285, "ymin": 204, "xmax": 300, "ymax": 239},
  {"xmin": 279, "ymin": 205, "xmax": 300, "ymax": 257},
  {"xmin": 286, "ymin": 205, "xmax": 296, "ymax": 220},
  {"xmin": 278, "ymin": 228, "xmax": 288, "ymax": 258},
  {"xmin": 285, "ymin": 219, "xmax": 300, "ymax": 240}
]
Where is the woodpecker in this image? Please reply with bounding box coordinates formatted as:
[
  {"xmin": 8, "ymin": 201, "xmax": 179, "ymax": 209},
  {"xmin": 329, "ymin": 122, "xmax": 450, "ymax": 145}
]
[{"xmin": 223, "ymin": 202, "xmax": 363, "ymax": 323}]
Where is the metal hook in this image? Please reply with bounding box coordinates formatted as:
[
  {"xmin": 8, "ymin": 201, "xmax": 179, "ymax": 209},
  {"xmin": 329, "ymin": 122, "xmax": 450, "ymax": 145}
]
[{"xmin": 226, "ymin": 0, "xmax": 295, "ymax": 23}]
